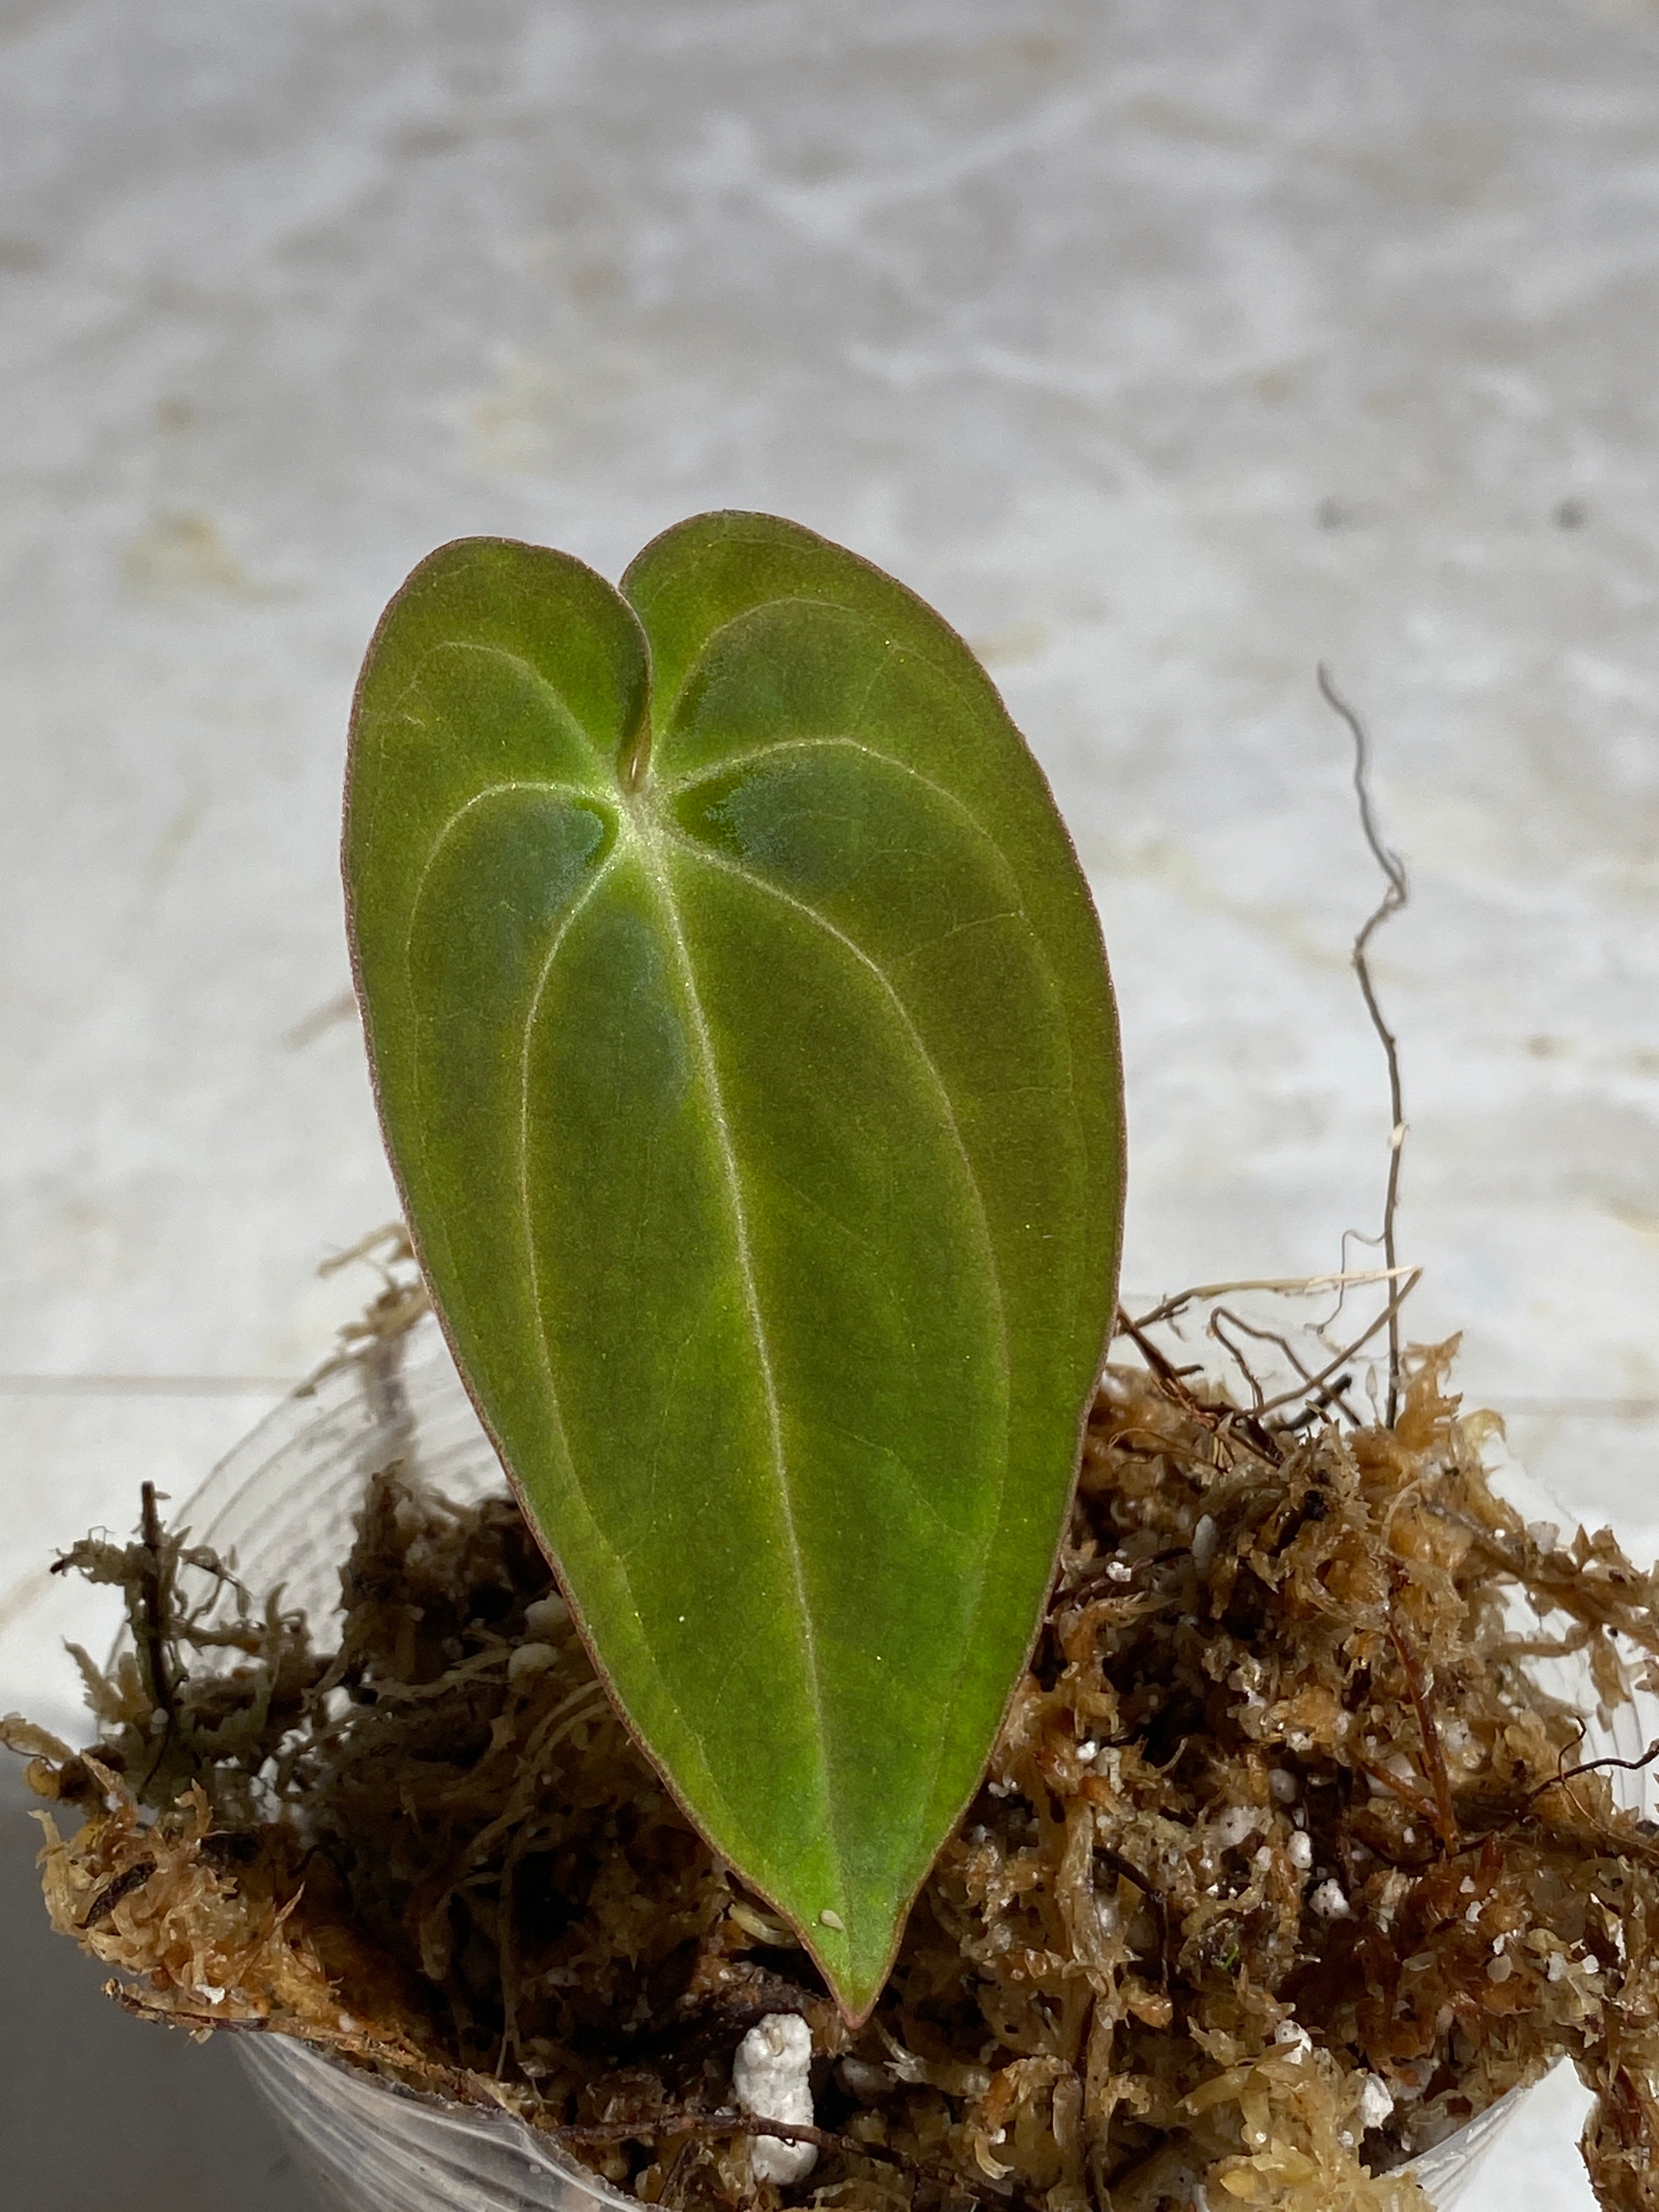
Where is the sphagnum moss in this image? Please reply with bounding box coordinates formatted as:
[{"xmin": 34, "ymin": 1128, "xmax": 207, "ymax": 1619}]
[{"xmin": 9, "ymin": 1338, "xmax": 1659, "ymax": 2212}]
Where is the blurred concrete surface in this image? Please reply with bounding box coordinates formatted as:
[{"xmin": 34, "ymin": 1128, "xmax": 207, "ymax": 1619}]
[{"xmin": 7, "ymin": 1, "xmax": 1659, "ymax": 2204}]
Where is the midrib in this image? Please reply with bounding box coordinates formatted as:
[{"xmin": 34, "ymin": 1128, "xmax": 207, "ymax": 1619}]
[{"xmin": 628, "ymin": 805, "xmax": 843, "ymax": 1903}]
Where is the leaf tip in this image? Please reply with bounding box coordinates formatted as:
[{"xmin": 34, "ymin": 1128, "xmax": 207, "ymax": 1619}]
[{"xmin": 791, "ymin": 1900, "xmax": 905, "ymax": 2029}]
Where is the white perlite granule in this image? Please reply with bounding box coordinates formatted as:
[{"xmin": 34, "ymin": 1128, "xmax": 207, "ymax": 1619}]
[
  {"xmin": 733, "ymin": 2011, "xmax": 817, "ymax": 2185},
  {"xmin": 1211, "ymin": 1804, "xmax": 1262, "ymax": 1849},
  {"xmin": 1357, "ymin": 2073, "xmax": 1396, "ymax": 2132},
  {"xmin": 1191, "ymin": 1515, "xmax": 1218, "ymax": 1575},
  {"xmin": 521, "ymin": 1593, "xmax": 570, "ymax": 1637}
]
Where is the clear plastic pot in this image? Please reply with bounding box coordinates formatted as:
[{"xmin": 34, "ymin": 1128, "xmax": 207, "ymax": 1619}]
[
  {"xmin": 176, "ymin": 1313, "xmax": 1646, "ymax": 2212},
  {"xmin": 179, "ymin": 1316, "xmax": 623, "ymax": 2212},
  {"xmin": 240, "ymin": 2009, "xmax": 1525, "ymax": 2212},
  {"xmin": 244, "ymin": 2029, "xmax": 621, "ymax": 2212}
]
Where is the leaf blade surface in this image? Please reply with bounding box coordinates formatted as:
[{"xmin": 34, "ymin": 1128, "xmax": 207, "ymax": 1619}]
[{"xmin": 346, "ymin": 516, "xmax": 1125, "ymax": 2017}]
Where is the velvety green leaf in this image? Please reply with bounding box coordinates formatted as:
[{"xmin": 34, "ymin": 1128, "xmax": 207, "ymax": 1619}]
[{"xmin": 345, "ymin": 514, "xmax": 1125, "ymax": 2020}]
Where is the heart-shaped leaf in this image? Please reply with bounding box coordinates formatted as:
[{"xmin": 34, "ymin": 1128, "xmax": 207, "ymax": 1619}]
[{"xmin": 345, "ymin": 513, "xmax": 1124, "ymax": 2020}]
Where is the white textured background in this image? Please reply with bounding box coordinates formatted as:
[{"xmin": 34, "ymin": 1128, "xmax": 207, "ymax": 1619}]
[{"xmin": 5, "ymin": 4, "xmax": 1659, "ymax": 2205}]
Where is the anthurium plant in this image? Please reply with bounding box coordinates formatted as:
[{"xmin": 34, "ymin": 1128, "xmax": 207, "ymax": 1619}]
[{"xmin": 343, "ymin": 511, "xmax": 1125, "ymax": 2024}]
